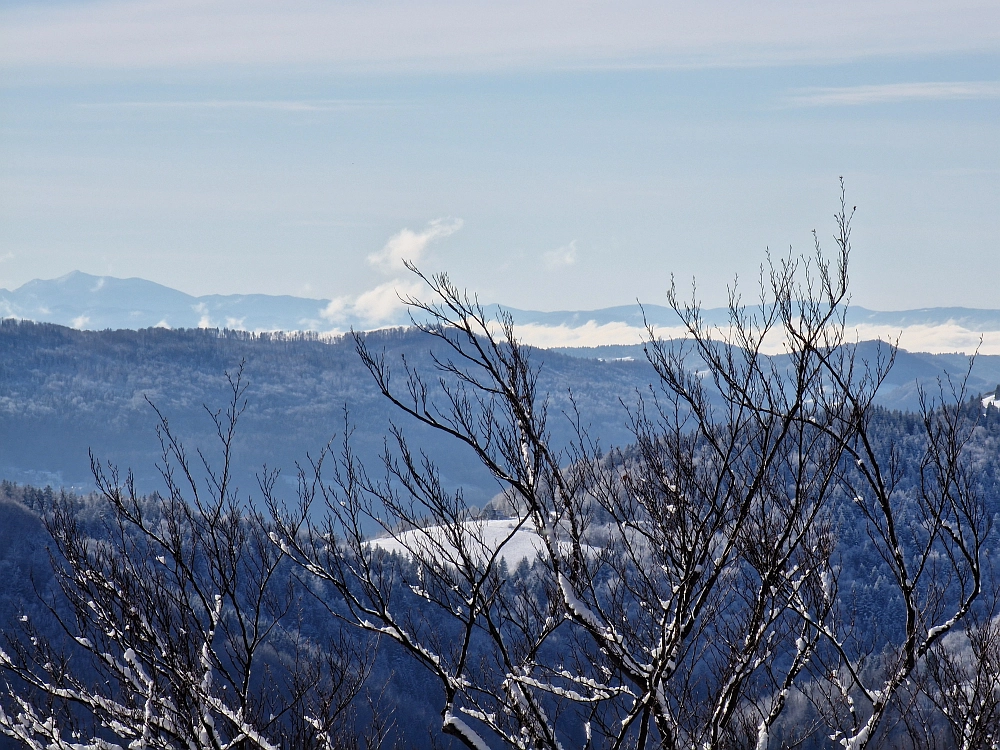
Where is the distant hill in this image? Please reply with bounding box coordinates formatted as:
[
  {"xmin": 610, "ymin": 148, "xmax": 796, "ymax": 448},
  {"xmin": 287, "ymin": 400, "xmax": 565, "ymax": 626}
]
[
  {"xmin": 5, "ymin": 272, "xmax": 1000, "ymax": 354},
  {"xmin": 0, "ymin": 320, "xmax": 662, "ymax": 502},
  {"xmin": 0, "ymin": 271, "xmax": 332, "ymax": 331},
  {"xmin": 3, "ymin": 319, "xmax": 1000, "ymax": 500}
]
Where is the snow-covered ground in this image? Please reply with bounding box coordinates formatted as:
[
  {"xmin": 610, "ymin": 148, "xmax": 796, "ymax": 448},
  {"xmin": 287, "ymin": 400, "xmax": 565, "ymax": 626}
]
[
  {"xmin": 367, "ymin": 518, "xmax": 549, "ymax": 568},
  {"xmin": 983, "ymin": 394, "xmax": 999, "ymax": 410}
]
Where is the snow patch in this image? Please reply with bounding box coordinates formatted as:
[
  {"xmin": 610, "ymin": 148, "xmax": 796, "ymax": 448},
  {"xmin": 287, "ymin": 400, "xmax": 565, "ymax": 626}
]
[{"xmin": 367, "ymin": 519, "xmax": 546, "ymax": 567}]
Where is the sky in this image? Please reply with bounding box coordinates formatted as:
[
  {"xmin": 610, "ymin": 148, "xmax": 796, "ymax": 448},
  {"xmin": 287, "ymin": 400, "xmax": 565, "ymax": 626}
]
[{"xmin": 1, "ymin": 0, "xmax": 999, "ymax": 317}]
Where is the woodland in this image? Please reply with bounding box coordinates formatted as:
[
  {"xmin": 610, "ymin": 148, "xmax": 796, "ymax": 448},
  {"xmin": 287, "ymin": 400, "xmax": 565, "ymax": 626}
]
[{"xmin": 2, "ymin": 207, "xmax": 1000, "ymax": 748}]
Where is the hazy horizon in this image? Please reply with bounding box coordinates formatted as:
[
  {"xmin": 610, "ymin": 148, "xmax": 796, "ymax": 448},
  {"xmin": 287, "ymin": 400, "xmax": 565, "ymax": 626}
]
[
  {"xmin": 2, "ymin": 1, "xmax": 997, "ymax": 318},
  {"xmin": 7, "ymin": 268, "xmax": 1000, "ymax": 355}
]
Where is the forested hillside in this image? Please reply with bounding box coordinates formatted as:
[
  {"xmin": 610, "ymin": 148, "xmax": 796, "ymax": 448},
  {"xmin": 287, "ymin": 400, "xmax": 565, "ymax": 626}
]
[
  {"xmin": 5, "ymin": 272, "xmax": 1000, "ymax": 746},
  {"xmin": 2, "ymin": 401, "xmax": 1000, "ymax": 747},
  {"xmin": 0, "ymin": 320, "xmax": 659, "ymax": 503},
  {"xmin": 3, "ymin": 319, "xmax": 1000, "ymax": 502}
]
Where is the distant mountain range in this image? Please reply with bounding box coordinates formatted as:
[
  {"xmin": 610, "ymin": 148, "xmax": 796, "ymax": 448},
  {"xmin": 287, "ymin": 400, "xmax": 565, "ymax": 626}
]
[
  {"xmin": 0, "ymin": 271, "xmax": 331, "ymax": 332},
  {"xmin": 4, "ymin": 271, "xmax": 1000, "ymax": 353}
]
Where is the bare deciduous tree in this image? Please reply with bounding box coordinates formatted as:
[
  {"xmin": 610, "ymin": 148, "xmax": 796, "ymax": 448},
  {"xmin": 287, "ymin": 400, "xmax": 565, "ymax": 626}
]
[
  {"xmin": 2, "ymin": 190, "xmax": 994, "ymax": 750},
  {"xmin": 796, "ymin": 373, "xmax": 991, "ymax": 748},
  {"xmin": 0, "ymin": 365, "xmax": 373, "ymax": 750},
  {"xmin": 270, "ymin": 190, "xmax": 985, "ymax": 749},
  {"xmin": 915, "ymin": 580, "xmax": 1000, "ymax": 750}
]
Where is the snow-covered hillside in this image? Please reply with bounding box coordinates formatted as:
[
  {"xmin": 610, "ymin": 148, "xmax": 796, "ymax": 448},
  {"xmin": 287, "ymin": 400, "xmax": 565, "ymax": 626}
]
[{"xmin": 367, "ymin": 519, "xmax": 548, "ymax": 568}]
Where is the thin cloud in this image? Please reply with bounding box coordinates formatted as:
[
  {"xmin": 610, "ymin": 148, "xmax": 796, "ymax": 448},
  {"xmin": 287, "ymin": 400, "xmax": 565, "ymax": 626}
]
[
  {"xmin": 542, "ymin": 241, "xmax": 578, "ymax": 270},
  {"xmin": 787, "ymin": 81, "xmax": 1000, "ymax": 107},
  {"xmin": 3, "ymin": 1, "xmax": 998, "ymax": 73},
  {"xmin": 192, "ymin": 302, "xmax": 213, "ymax": 329},
  {"xmin": 509, "ymin": 321, "xmax": 653, "ymax": 349},
  {"xmin": 80, "ymin": 99, "xmax": 399, "ymax": 112}
]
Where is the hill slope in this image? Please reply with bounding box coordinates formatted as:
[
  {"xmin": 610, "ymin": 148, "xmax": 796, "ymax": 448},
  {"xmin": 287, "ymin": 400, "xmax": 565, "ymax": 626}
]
[{"xmin": 3, "ymin": 319, "xmax": 1000, "ymax": 501}]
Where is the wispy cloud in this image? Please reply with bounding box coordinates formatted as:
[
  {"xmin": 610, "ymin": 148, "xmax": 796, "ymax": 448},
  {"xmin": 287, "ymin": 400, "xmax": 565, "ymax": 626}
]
[
  {"xmin": 3, "ymin": 1, "xmax": 998, "ymax": 73},
  {"xmin": 787, "ymin": 81, "xmax": 1000, "ymax": 107},
  {"xmin": 322, "ymin": 218, "xmax": 463, "ymax": 327},
  {"xmin": 80, "ymin": 99, "xmax": 399, "ymax": 112},
  {"xmin": 542, "ymin": 240, "xmax": 578, "ymax": 270},
  {"xmin": 192, "ymin": 302, "xmax": 214, "ymax": 328},
  {"xmin": 510, "ymin": 321, "xmax": 654, "ymax": 349}
]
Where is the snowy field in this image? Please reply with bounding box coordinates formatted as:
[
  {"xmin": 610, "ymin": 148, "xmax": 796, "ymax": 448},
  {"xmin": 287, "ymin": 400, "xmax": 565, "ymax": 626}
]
[{"xmin": 367, "ymin": 519, "xmax": 550, "ymax": 567}]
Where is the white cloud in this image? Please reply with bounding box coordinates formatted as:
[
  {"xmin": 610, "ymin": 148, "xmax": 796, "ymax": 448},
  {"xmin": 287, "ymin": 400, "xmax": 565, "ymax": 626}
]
[
  {"xmin": 3, "ymin": 1, "xmax": 997, "ymax": 73},
  {"xmin": 319, "ymin": 297, "xmax": 351, "ymax": 324},
  {"xmin": 542, "ymin": 240, "xmax": 578, "ymax": 270},
  {"xmin": 192, "ymin": 302, "xmax": 213, "ymax": 328},
  {"xmin": 368, "ymin": 218, "xmax": 463, "ymax": 275},
  {"xmin": 788, "ymin": 81, "xmax": 1000, "ymax": 107},
  {"xmin": 853, "ymin": 323, "xmax": 1000, "ymax": 356},
  {"xmin": 354, "ymin": 278, "xmax": 424, "ymax": 325},
  {"xmin": 367, "ymin": 519, "xmax": 556, "ymax": 567},
  {"xmin": 70, "ymin": 314, "xmax": 90, "ymax": 329},
  {"xmin": 319, "ymin": 216, "xmax": 457, "ymax": 328},
  {"xmin": 319, "ymin": 279, "xmax": 423, "ymax": 328}
]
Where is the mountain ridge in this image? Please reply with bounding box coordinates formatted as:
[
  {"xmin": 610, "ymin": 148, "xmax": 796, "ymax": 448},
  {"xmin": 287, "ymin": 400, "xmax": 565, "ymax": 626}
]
[
  {"xmin": 2, "ymin": 318, "xmax": 1000, "ymax": 497},
  {"xmin": 4, "ymin": 271, "xmax": 1000, "ymax": 353}
]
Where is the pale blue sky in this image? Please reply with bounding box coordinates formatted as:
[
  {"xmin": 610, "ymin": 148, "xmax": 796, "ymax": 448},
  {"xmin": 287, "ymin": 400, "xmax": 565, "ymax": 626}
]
[{"xmin": 1, "ymin": 1, "xmax": 998, "ymax": 314}]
